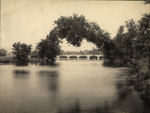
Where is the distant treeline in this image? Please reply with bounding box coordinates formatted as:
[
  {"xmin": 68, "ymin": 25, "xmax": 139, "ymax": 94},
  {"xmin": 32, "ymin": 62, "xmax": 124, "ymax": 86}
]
[{"xmin": 59, "ymin": 48, "xmax": 103, "ymax": 55}]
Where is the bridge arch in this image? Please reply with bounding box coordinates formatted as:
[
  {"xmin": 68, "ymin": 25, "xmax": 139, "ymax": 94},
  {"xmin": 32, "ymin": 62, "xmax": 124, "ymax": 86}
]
[
  {"xmin": 69, "ymin": 56, "xmax": 78, "ymax": 60},
  {"xmin": 59, "ymin": 56, "xmax": 68, "ymax": 60},
  {"xmin": 99, "ymin": 56, "xmax": 104, "ymax": 60},
  {"xmin": 89, "ymin": 56, "xmax": 98, "ymax": 60},
  {"xmin": 79, "ymin": 56, "xmax": 87, "ymax": 60}
]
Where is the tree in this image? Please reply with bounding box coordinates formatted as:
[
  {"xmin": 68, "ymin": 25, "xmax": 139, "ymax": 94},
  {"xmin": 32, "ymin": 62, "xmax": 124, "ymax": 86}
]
[
  {"xmin": 54, "ymin": 14, "xmax": 109, "ymax": 47},
  {"xmin": 0, "ymin": 49, "xmax": 7, "ymax": 56},
  {"xmin": 110, "ymin": 19, "xmax": 138, "ymax": 63},
  {"xmin": 12, "ymin": 42, "xmax": 32, "ymax": 62},
  {"xmin": 111, "ymin": 25, "xmax": 125, "ymax": 61},
  {"xmin": 54, "ymin": 13, "xmax": 111, "ymax": 59},
  {"xmin": 54, "ymin": 14, "xmax": 88, "ymax": 46},
  {"xmin": 124, "ymin": 19, "xmax": 138, "ymax": 58},
  {"xmin": 37, "ymin": 14, "xmax": 110, "ymax": 62},
  {"xmin": 133, "ymin": 13, "xmax": 150, "ymax": 73},
  {"xmin": 132, "ymin": 13, "xmax": 150, "ymax": 99},
  {"xmin": 36, "ymin": 28, "xmax": 61, "ymax": 61}
]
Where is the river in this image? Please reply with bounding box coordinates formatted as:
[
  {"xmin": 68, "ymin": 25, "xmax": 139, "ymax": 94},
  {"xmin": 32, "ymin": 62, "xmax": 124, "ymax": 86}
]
[{"xmin": 0, "ymin": 60, "xmax": 149, "ymax": 113}]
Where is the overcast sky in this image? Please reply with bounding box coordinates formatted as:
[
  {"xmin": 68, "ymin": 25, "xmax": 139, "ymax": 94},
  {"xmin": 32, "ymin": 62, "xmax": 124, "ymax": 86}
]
[{"xmin": 1, "ymin": 0, "xmax": 150, "ymax": 52}]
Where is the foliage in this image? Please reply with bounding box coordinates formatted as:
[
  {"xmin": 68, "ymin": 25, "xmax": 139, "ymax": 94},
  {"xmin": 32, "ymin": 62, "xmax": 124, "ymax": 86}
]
[
  {"xmin": 54, "ymin": 14, "xmax": 88, "ymax": 46},
  {"xmin": 111, "ymin": 13, "xmax": 150, "ymax": 99},
  {"xmin": 36, "ymin": 28, "xmax": 61, "ymax": 61},
  {"xmin": 144, "ymin": 0, "xmax": 150, "ymax": 4},
  {"xmin": 54, "ymin": 13, "xmax": 111, "ymax": 61},
  {"xmin": 60, "ymin": 48, "xmax": 102, "ymax": 55},
  {"xmin": 133, "ymin": 13, "xmax": 150, "ymax": 73},
  {"xmin": 54, "ymin": 14, "xmax": 110, "ymax": 48},
  {"xmin": 37, "ymin": 14, "xmax": 110, "ymax": 61},
  {"xmin": 124, "ymin": 19, "xmax": 138, "ymax": 58},
  {"xmin": 111, "ymin": 19, "xmax": 138, "ymax": 62},
  {"xmin": 111, "ymin": 13, "xmax": 150, "ymax": 65},
  {"xmin": 12, "ymin": 42, "xmax": 32, "ymax": 62},
  {"xmin": 0, "ymin": 49, "xmax": 7, "ymax": 56}
]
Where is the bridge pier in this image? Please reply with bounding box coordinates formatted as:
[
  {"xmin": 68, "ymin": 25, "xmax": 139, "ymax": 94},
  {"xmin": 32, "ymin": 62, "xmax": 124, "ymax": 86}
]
[{"xmin": 87, "ymin": 57, "xmax": 89, "ymax": 60}]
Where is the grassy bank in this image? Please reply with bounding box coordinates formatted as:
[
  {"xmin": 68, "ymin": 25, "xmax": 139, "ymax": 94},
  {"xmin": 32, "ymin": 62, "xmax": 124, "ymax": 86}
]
[
  {"xmin": 0, "ymin": 56, "xmax": 52, "ymax": 63},
  {"xmin": 0, "ymin": 56, "xmax": 18, "ymax": 63}
]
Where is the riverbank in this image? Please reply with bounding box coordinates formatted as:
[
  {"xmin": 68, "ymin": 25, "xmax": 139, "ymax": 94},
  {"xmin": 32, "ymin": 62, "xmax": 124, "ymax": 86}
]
[
  {"xmin": 103, "ymin": 59, "xmax": 150, "ymax": 108},
  {"xmin": 103, "ymin": 59, "xmax": 132, "ymax": 67},
  {"xmin": 134, "ymin": 74, "xmax": 150, "ymax": 106}
]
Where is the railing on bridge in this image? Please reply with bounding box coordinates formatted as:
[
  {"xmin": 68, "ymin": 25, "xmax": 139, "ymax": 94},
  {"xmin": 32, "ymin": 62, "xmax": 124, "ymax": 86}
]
[{"xmin": 56, "ymin": 54, "xmax": 104, "ymax": 60}]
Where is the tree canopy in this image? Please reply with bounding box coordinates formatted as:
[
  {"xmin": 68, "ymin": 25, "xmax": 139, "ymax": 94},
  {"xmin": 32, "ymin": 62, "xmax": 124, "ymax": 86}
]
[
  {"xmin": 36, "ymin": 28, "xmax": 61, "ymax": 61},
  {"xmin": 112, "ymin": 13, "xmax": 150, "ymax": 64},
  {"xmin": 12, "ymin": 42, "xmax": 32, "ymax": 62},
  {"xmin": 54, "ymin": 14, "xmax": 110, "ymax": 48}
]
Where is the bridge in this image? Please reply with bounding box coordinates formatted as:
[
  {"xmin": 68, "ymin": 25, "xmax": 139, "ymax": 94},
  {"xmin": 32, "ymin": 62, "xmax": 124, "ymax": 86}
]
[{"xmin": 56, "ymin": 54, "xmax": 104, "ymax": 60}]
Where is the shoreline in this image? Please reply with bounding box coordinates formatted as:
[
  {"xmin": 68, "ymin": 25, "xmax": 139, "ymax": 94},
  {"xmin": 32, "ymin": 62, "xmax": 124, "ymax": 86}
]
[
  {"xmin": 0, "ymin": 56, "xmax": 53, "ymax": 63},
  {"xmin": 103, "ymin": 59, "xmax": 150, "ymax": 108}
]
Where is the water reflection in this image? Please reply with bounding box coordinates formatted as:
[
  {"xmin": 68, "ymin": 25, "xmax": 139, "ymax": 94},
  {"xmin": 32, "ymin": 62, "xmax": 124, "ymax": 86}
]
[
  {"xmin": 38, "ymin": 62, "xmax": 59, "ymax": 67},
  {"xmin": 30, "ymin": 61, "xmax": 38, "ymax": 65},
  {"xmin": 115, "ymin": 70, "xmax": 135, "ymax": 102},
  {"xmin": 60, "ymin": 100, "xmax": 81, "ymax": 113},
  {"xmin": 13, "ymin": 70, "xmax": 29, "ymax": 78},
  {"xmin": 94, "ymin": 102, "xmax": 112, "ymax": 113},
  {"xmin": 16, "ymin": 62, "xmax": 29, "ymax": 66},
  {"xmin": 58, "ymin": 100, "xmax": 113, "ymax": 113},
  {"xmin": 103, "ymin": 61, "xmax": 123, "ymax": 67},
  {"xmin": 38, "ymin": 71, "xmax": 59, "ymax": 93},
  {"xmin": 116, "ymin": 80, "xmax": 132, "ymax": 101},
  {"xmin": 112, "ymin": 71, "xmax": 147, "ymax": 113}
]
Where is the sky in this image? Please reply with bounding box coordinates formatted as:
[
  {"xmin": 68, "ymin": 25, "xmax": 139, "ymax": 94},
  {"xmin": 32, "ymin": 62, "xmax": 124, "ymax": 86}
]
[{"xmin": 1, "ymin": 0, "xmax": 150, "ymax": 52}]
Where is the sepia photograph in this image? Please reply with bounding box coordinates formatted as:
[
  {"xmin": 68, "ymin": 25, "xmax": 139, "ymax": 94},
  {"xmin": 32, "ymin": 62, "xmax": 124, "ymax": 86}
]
[{"xmin": 0, "ymin": 0, "xmax": 150, "ymax": 113}]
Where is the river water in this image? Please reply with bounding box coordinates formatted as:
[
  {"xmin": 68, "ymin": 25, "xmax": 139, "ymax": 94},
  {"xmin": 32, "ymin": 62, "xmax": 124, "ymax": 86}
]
[{"xmin": 0, "ymin": 60, "xmax": 149, "ymax": 113}]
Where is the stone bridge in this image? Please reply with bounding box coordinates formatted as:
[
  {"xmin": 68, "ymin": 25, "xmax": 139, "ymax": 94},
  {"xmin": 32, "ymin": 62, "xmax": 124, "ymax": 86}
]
[{"xmin": 56, "ymin": 54, "xmax": 104, "ymax": 60}]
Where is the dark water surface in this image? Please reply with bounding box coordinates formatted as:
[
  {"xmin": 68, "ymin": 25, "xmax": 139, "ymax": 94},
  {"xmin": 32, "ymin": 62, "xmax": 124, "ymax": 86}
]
[{"xmin": 0, "ymin": 61, "xmax": 149, "ymax": 113}]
